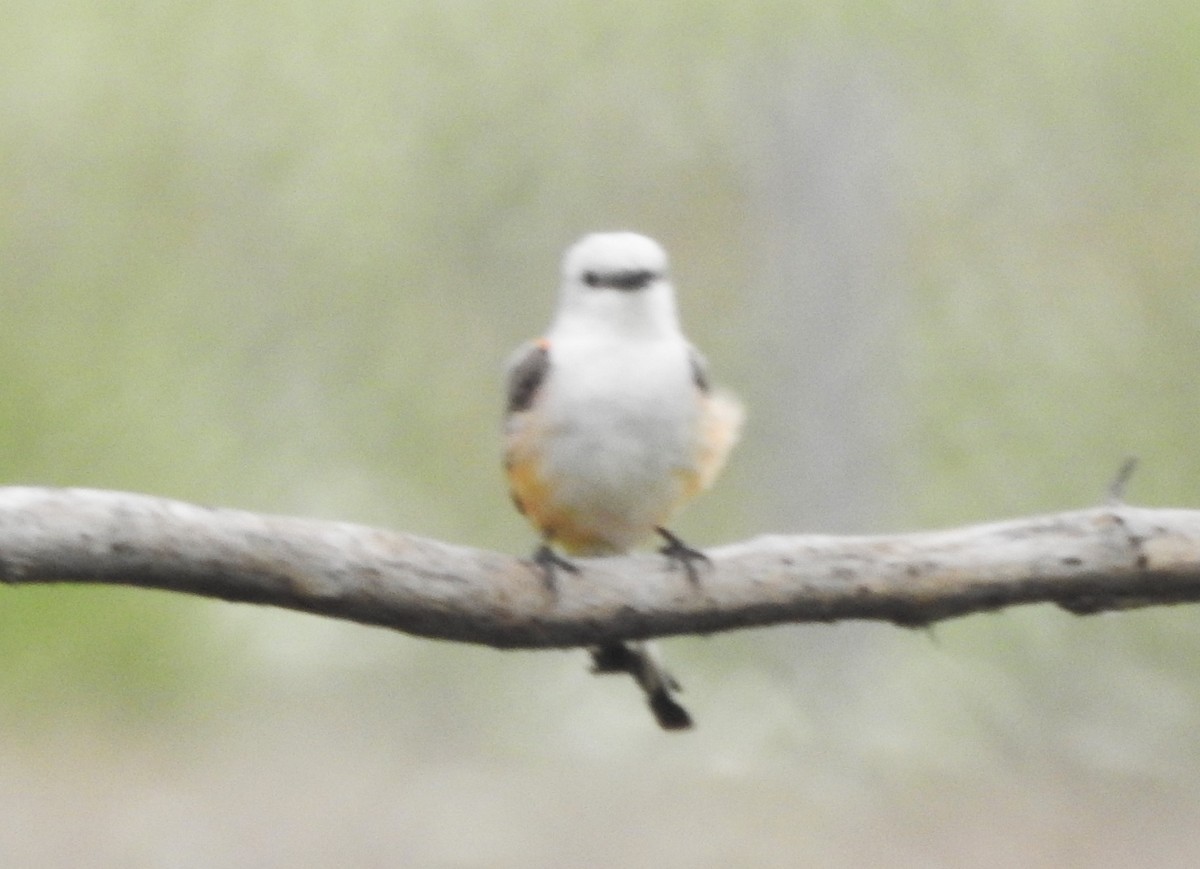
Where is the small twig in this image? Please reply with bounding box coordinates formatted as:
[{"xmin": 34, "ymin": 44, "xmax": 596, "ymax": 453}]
[
  {"xmin": 1107, "ymin": 456, "xmax": 1139, "ymax": 505},
  {"xmin": 590, "ymin": 642, "xmax": 691, "ymax": 730}
]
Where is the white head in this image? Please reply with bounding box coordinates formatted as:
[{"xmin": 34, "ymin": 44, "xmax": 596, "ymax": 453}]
[{"xmin": 551, "ymin": 232, "xmax": 681, "ymax": 339}]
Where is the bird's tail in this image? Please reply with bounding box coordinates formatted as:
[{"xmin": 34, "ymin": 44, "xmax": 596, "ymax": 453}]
[{"xmin": 590, "ymin": 641, "xmax": 692, "ymax": 730}]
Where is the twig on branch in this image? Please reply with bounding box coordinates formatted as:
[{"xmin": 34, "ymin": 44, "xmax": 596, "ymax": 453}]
[
  {"xmin": 1106, "ymin": 455, "xmax": 1139, "ymax": 505},
  {"xmin": 1, "ymin": 486, "xmax": 1199, "ymax": 647}
]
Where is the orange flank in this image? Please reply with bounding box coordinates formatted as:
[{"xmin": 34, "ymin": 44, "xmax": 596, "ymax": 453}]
[
  {"xmin": 505, "ymin": 454, "xmax": 613, "ymax": 554},
  {"xmin": 692, "ymin": 389, "xmax": 743, "ymax": 493}
]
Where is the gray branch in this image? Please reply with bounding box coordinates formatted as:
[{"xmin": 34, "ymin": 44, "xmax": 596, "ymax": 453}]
[{"xmin": 1, "ymin": 486, "xmax": 1198, "ymax": 647}]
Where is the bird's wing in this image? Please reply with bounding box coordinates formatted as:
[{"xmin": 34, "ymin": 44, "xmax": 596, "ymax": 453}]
[
  {"xmin": 504, "ymin": 338, "xmax": 552, "ymax": 416},
  {"xmin": 687, "ymin": 345, "xmax": 712, "ymax": 393}
]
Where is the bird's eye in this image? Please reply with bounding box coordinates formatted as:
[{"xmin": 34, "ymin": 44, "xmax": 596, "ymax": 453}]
[{"xmin": 583, "ymin": 271, "xmax": 601, "ymax": 287}]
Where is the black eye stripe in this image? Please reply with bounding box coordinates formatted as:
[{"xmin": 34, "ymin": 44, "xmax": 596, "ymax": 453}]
[{"xmin": 581, "ymin": 269, "xmax": 659, "ymax": 291}]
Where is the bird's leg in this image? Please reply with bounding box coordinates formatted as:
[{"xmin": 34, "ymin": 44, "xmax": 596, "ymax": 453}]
[
  {"xmin": 531, "ymin": 541, "xmax": 578, "ymax": 592},
  {"xmin": 655, "ymin": 526, "xmax": 710, "ymax": 586}
]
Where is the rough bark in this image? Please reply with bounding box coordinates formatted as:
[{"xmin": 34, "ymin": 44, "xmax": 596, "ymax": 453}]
[{"xmin": 1, "ymin": 486, "xmax": 1197, "ymax": 647}]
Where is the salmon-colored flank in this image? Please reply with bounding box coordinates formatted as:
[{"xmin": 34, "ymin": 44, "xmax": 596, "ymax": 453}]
[
  {"xmin": 506, "ymin": 454, "xmax": 612, "ymax": 554},
  {"xmin": 691, "ymin": 390, "xmax": 743, "ymax": 493}
]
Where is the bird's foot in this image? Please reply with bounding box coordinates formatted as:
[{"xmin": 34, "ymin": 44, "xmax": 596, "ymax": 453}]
[
  {"xmin": 532, "ymin": 543, "xmax": 578, "ymax": 592},
  {"xmin": 655, "ymin": 527, "xmax": 710, "ymax": 586}
]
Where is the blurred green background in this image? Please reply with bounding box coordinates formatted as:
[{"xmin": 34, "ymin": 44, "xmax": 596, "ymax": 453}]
[{"xmin": 3, "ymin": 1, "xmax": 1200, "ymax": 865}]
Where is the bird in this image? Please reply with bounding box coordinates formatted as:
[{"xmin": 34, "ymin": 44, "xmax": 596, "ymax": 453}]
[{"xmin": 502, "ymin": 231, "xmax": 743, "ymax": 729}]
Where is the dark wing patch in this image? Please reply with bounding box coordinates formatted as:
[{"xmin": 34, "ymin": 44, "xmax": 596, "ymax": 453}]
[
  {"xmin": 688, "ymin": 346, "xmax": 711, "ymax": 393},
  {"xmin": 505, "ymin": 340, "xmax": 551, "ymax": 415}
]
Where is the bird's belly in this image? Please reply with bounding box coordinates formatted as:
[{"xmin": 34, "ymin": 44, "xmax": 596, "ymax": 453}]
[{"xmin": 531, "ymin": 402, "xmax": 698, "ymax": 553}]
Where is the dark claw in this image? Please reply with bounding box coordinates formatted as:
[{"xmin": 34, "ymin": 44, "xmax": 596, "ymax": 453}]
[
  {"xmin": 655, "ymin": 527, "xmax": 710, "ymax": 586},
  {"xmin": 532, "ymin": 543, "xmax": 578, "ymax": 592}
]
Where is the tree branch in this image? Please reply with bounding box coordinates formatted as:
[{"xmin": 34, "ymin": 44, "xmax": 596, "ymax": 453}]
[{"xmin": 1, "ymin": 486, "xmax": 1198, "ymax": 647}]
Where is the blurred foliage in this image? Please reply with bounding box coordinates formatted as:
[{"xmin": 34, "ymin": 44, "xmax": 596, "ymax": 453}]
[{"xmin": 2, "ymin": 0, "xmax": 1200, "ymax": 862}]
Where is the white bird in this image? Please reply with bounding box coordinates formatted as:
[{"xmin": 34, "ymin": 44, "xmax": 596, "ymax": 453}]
[{"xmin": 503, "ymin": 232, "xmax": 743, "ymax": 729}]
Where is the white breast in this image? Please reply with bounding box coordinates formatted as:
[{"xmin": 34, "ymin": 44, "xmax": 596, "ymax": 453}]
[{"xmin": 537, "ymin": 332, "xmax": 700, "ymax": 551}]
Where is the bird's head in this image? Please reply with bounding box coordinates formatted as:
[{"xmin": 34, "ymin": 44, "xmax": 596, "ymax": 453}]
[{"xmin": 553, "ymin": 232, "xmax": 680, "ymax": 338}]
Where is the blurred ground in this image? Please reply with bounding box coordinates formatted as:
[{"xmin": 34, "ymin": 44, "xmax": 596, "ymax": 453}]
[{"xmin": 3, "ymin": 632, "xmax": 1200, "ymax": 869}]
